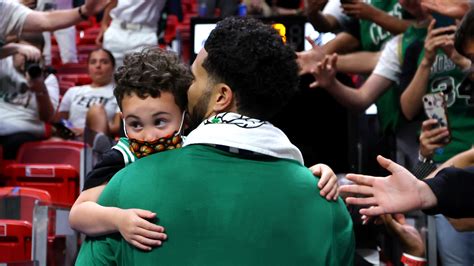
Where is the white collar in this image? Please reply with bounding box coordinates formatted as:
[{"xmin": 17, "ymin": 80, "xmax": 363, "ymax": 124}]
[{"xmin": 183, "ymin": 112, "xmax": 304, "ymax": 165}]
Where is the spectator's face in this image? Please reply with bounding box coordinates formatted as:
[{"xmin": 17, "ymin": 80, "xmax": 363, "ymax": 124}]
[
  {"xmin": 187, "ymin": 49, "xmax": 214, "ymax": 130},
  {"xmin": 88, "ymin": 50, "xmax": 114, "ymax": 86},
  {"xmin": 121, "ymin": 92, "xmax": 183, "ymax": 142}
]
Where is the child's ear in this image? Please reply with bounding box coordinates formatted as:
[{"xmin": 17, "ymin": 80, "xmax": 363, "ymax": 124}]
[{"xmin": 119, "ymin": 111, "xmax": 123, "ymax": 119}]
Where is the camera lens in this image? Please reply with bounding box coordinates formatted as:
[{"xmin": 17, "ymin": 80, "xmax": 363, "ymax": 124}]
[{"xmin": 25, "ymin": 61, "xmax": 42, "ymax": 79}]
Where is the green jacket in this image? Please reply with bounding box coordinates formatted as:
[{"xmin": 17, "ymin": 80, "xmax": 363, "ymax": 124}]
[{"xmin": 76, "ymin": 145, "xmax": 354, "ymax": 265}]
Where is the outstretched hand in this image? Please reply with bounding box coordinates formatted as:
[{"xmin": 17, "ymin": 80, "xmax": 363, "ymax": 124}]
[
  {"xmin": 309, "ymin": 53, "xmax": 338, "ymax": 89},
  {"xmin": 117, "ymin": 209, "xmax": 167, "ymax": 251},
  {"xmin": 339, "ymin": 156, "xmax": 431, "ymax": 216},
  {"xmin": 296, "ymin": 36, "xmax": 325, "ymax": 76}
]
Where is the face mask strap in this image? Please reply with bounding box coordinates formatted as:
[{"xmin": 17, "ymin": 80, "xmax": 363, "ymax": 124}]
[
  {"xmin": 176, "ymin": 111, "xmax": 186, "ymax": 136},
  {"xmin": 122, "ymin": 118, "xmax": 129, "ymax": 138}
]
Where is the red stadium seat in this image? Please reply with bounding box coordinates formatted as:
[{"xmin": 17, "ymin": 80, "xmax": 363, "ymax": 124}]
[
  {"xmin": 16, "ymin": 141, "xmax": 84, "ymax": 171},
  {"xmin": 84, "ymin": 27, "xmax": 101, "ymax": 37},
  {"xmin": 77, "ymin": 35, "xmax": 97, "ymax": 45},
  {"xmin": 1, "ymin": 141, "xmax": 87, "ymax": 205},
  {"xmin": 58, "ymin": 74, "xmax": 92, "ymax": 86},
  {"xmin": 0, "ymin": 220, "xmax": 33, "ymax": 262},
  {"xmin": 0, "ymin": 187, "xmax": 52, "ymax": 263},
  {"xmin": 56, "ymin": 63, "xmax": 88, "ymax": 75},
  {"xmin": 0, "ymin": 187, "xmax": 52, "ymax": 222},
  {"xmin": 3, "ymin": 165, "xmax": 78, "ymax": 206}
]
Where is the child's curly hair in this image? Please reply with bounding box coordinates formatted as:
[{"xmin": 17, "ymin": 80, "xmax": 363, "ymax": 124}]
[{"xmin": 114, "ymin": 47, "xmax": 192, "ymax": 111}]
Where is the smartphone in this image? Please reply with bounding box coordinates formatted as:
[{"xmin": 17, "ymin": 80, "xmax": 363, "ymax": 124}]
[
  {"xmin": 422, "ymin": 92, "xmax": 451, "ymax": 143},
  {"xmin": 432, "ymin": 13, "xmax": 456, "ymax": 29},
  {"xmin": 52, "ymin": 120, "xmax": 76, "ymax": 140}
]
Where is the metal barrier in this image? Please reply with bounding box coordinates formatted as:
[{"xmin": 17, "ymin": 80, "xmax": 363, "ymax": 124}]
[{"xmin": 32, "ymin": 202, "xmax": 77, "ymax": 266}]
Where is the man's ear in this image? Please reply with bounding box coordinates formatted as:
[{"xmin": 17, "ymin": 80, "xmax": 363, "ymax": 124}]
[{"xmin": 213, "ymin": 84, "xmax": 235, "ymax": 113}]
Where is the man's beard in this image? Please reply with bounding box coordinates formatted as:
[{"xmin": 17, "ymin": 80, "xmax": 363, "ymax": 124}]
[{"xmin": 186, "ymin": 90, "xmax": 212, "ymax": 134}]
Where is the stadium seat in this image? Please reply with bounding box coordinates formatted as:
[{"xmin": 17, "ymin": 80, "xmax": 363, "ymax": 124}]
[
  {"xmin": 16, "ymin": 141, "xmax": 84, "ymax": 171},
  {"xmin": 58, "ymin": 74, "xmax": 92, "ymax": 86},
  {"xmin": 0, "ymin": 187, "xmax": 52, "ymax": 263},
  {"xmin": 3, "ymin": 165, "xmax": 78, "ymax": 206},
  {"xmin": 2, "ymin": 141, "xmax": 91, "ymax": 205},
  {"xmin": 0, "ymin": 220, "xmax": 33, "ymax": 262},
  {"xmin": 56, "ymin": 63, "xmax": 88, "ymax": 75}
]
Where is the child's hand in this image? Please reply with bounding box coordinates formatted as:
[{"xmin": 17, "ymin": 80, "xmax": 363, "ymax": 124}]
[
  {"xmin": 116, "ymin": 209, "xmax": 167, "ymax": 251},
  {"xmin": 309, "ymin": 163, "xmax": 339, "ymax": 201}
]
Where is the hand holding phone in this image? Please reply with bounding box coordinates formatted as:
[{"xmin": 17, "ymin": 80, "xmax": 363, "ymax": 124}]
[{"xmin": 422, "ymin": 92, "xmax": 450, "ymax": 144}]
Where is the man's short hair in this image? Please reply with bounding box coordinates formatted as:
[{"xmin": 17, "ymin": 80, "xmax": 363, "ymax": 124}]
[
  {"xmin": 114, "ymin": 47, "xmax": 192, "ymax": 111},
  {"xmin": 203, "ymin": 17, "xmax": 299, "ymax": 120},
  {"xmin": 455, "ymin": 8, "xmax": 474, "ymax": 58}
]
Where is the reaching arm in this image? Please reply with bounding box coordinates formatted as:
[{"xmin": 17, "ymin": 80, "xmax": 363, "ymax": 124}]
[
  {"xmin": 22, "ymin": 0, "xmax": 108, "ymax": 33},
  {"xmin": 340, "ymin": 155, "xmax": 439, "ymax": 216},
  {"xmin": 323, "ymin": 32, "xmax": 360, "ymax": 55},
  {"xmin": 311, "ymin": 54, "xmax": 393, "ymax": 111},
  {"xmin": 297, "ymin": 33, "xmax": 360, "ymax": 76},
  {"xmin": 337, "ymin": 51, "xmax": 380, "ymax": 74}
]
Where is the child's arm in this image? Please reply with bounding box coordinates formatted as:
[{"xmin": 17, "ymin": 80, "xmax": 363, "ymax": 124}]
[
  {"xmin": 69, "ymin": 185, "xmax": 167, "ymax": 250},
  {"xmin": 309, "ymin": 163, "xmax": 339, "ymax": 201}
]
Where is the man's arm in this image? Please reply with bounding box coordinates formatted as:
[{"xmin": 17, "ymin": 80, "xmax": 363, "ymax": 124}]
[
  {"xmin": 423, "ymin": 167, "xmax": 474, "ymax": 218},
  {"xmin": 22, "ymin": 0, "xmax": 108, "ymax": 33}
]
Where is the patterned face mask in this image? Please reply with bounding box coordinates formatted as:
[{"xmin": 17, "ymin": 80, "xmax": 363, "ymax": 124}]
[
  {"xmin": 124, "ymin": 111, "xmax": 186, "ymax": 158},
  {"xmin": 128, "ymin": 132, "xmax": 183, "ymax": 158}
]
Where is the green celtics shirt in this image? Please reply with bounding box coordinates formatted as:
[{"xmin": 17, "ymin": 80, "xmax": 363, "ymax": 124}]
[
  {"xmin": 359, "ymin": 0, "xmax": 403, "ymax": 52},
  {"xmin": 360, "ymin": 0, "xmax": 405, "ymax": 132},
  {"xmin": 401, "ymin": 26, "xmax": 474, "ymax": 162},
  {"xmin": 75, "ymin": 113, "xmax": 355, "ymax": 266}
]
